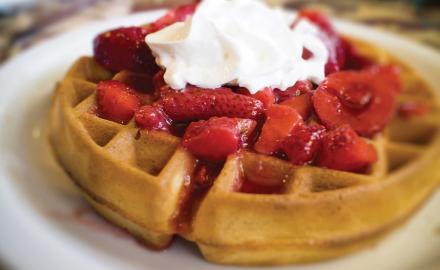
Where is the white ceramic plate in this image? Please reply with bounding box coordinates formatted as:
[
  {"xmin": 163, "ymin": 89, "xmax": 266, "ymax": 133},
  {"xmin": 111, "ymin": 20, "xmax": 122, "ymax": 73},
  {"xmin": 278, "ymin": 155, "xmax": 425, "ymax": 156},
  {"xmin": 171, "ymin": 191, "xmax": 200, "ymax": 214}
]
[{"xmin": 1, "ymin": 10, "xmax": 440, "ymax": 270}]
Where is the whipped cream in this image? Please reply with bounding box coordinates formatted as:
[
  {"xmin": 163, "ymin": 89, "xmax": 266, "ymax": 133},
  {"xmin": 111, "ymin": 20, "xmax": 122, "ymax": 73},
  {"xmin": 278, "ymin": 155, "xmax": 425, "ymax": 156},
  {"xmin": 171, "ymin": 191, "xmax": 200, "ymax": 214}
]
[{"xmin": 146, "ymin": 0, "xmax": 328, "ymax": 93}]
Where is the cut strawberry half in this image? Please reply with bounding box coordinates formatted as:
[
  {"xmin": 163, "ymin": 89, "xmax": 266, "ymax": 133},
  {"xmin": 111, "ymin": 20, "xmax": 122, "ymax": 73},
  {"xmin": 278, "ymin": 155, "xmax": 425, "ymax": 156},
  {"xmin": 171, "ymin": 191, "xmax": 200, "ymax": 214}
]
[
  {"xmin": 97, "ymin": 80, "xmax": 141, "ymax": 124},
  {"xmin": 342, "ymin": 38, "xmax": 374, "ymax": 70},
  {"xmin": 114, "ymin": 71, "xmax": 155, "ymax": 94},
  {"xmin": 282, "ymin": 124, "xmax": 326, "ymax": 165},
  {"xmin": 93, "ymin": 27, "xmax": 158, "ymax": 73},
  {"xmin": 161, "ymin": 87, "xmax": 264, "ymax": 122},
  {"xmin": 295, "ymin": 9, "xmax": 346, "ymax": 75},
  {"xmin": 145, "ymin": 2, "xmax": 198, "ymax": 34},
  {"xmin": 135, "ymin": 105, "xmax": 171, "ymax": 132},
  {"xmin": 275, "ymin": 80, "xmax": 313, "ymax": 103},
  {"xmin": 182, "ymin": 117, "xmax": 256, "ymax": 162},
  {"xmin": 280, "ymin": 92, "xmax": 313, "ymax": 120},
  {"xmin": 298, "ymin": 9, "xmax": 335, "ymax": 35},
  {"xmin": 152, "ymin": 70, "xmax": 177, "ymax": 99},
  {"xmin": 253, "ymin": 87, "xmax": 276, "ymax": 109},
  {"xmin": 254, "ymin": 105, "xmax": 303, "ymax": 155},
  {"xmin": 317, "ymin": 125, "xmax": 378, "ymax": 173},
  {"xmin": 312, "ymin": 65, "xmax": 400, "ymax": 137}
]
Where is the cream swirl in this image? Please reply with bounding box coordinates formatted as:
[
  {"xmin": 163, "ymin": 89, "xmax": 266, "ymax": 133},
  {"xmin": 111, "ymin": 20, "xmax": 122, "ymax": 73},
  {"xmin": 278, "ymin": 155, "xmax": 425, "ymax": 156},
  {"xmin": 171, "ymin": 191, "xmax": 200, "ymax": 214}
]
[{"xmin": 146, "ymin": 0, "xmax": 328, "ymax": 93}]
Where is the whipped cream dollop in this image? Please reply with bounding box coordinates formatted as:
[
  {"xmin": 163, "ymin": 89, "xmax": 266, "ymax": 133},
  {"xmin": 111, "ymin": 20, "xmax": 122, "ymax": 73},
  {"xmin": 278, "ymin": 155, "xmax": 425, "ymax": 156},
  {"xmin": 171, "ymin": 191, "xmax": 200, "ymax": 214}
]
[{"xmin": 146, "ymin": 0, "xmax": 328, "ymax": 93}]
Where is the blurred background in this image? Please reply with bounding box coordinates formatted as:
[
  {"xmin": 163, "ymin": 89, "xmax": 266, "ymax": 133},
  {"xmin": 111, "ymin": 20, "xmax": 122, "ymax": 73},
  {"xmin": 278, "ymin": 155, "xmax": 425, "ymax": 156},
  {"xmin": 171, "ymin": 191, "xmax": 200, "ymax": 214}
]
[{"xmin": 0, "ymin": 0, "xmax": 439, "ymax": 64}]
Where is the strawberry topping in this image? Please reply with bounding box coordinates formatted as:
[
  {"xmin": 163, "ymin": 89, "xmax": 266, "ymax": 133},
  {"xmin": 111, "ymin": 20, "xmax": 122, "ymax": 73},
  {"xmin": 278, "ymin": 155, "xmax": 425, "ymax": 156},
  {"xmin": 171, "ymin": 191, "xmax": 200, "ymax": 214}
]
[
  {"xmin": 93, "ymin": 27, "xmax": 158, "ymax": 73},
  {"xmin": 97, "ymin": 80, "xmax": 141, "ymax": 124},
  {"xmin": 113, "ymin": 71, "xmax": 155, "ymax": 94},
  {"xmin": 317, "ymin": 125, "xmax": 378, "ymax": 173},
  {"xmin": 145, "ymin": 2, "xmax": 198, "ymax": 34},
  {"xmin": 182, "ymin": 117, "xmax": 256, "ymax": 162},
  {"xmin": 275, "ymin": 80, "xmax": 313, "ymax": 103},
  {"xmin": 298, "ymin": 9, "xmax": 335, "ymax": 35},
  {"xmin": 342, "ymin": 38, "xmax": 374, "ymax": 70},
  {"xmin": 255, "ymin": 105, "xmax": 303, "ymax": 155},
  {"xmin": 253, "ymin": 87, "xmax": 276, "ymax": 109},
  {"xmin": 282, "ymin": 124, "xmax": 326, "ymax": 165},
  {"xmin": 160, "ymin": 87, "xmax": 264, "ymax": 122},
  {"xmin": 312, "ymin": 65, "xmax": 400, "ymax": 137},
  {"xmin": 280, "ymin": 92, "xmax": 313, "ymax": 120},
  {"xmin": 135, "ymin": 105, "xmax": 171, "ymax": 132},
  {"xmin": 296, "ymin": 9, "xmax": 346, "ymax": 75}
]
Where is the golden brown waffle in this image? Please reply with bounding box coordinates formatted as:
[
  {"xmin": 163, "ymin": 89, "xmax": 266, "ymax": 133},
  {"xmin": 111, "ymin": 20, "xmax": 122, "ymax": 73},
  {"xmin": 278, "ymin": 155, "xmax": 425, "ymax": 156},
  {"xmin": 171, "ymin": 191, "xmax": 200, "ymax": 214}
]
[{"xmin": 49, "ymin": 38, "xmax": 440, "ymax": 265}]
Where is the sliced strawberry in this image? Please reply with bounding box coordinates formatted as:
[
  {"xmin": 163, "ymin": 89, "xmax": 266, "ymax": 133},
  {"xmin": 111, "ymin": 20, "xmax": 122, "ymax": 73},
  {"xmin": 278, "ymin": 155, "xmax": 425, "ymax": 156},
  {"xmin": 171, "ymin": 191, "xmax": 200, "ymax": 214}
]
[
  {"xmin": 312, "ymin": 66, "xmax": 400, "ymax": 137},
  {"xmin": 135, "ymin": 105, "xmax": 171, "ymax": 132},
  {"xmin": 298, "ymin": 9, "xmax": 335, "ymax": 35},
  {"xmin": 97, "ymin": 80, "xmax": 141, "ymax": 124},
  {"xmin": 253, "ymin": 87, "xmax": 276, "ymax": 109},
  {"xmin": 113, "ymin": 71, "xmax": 156, "ymax": 105},
  {"xmin": 275, "ymin": 80, "xmax": 313, "ymax": 103},
  {"xmin": 317, "ymin": 125, "xmax": 378, "ymax": 173},
  {"xmin": 152, "ymin": 70, "xmax": 177, "ymax": 99},
  {"xmin": 93, "ymin": 27, "xmax": 157, "ymax": 73},
  {"xmin": 182, "ymin": 117, "xmax": 256, "ymax": 162},
  {"xmin": 282, "ymin": 124, "xmax": 326, "ymax": 165},
  {"xmin": 296, "ymin": 9, "xmax": 345, "ymax": 75},
  {"xmin": 254, "ymin": 105, "xmax": 303, "ymax": 155},
  {"xmin": 145, "ymin": 2, "xmax": 198, "ymax": 34},
  {"xmin": 153, "ymin": 70, "xmax": 166, "ymax": 91},
  {"xmin": 161, "ymin": 87, "xmax": 264, "ymax": 122},
  {"xmin": 234, "ymin": 87, "xmax": 251, "ymax": 96},
  {"xmin": 342, "ymin": 38, "xmax": 374, "ymax": 70},
  {"xmin": 280, "ymin": 92, "xmax": 313, "ymax": 120},
  {"xmin": 113, "ymin": 71, "xmax": 155, "ymax": 94}
]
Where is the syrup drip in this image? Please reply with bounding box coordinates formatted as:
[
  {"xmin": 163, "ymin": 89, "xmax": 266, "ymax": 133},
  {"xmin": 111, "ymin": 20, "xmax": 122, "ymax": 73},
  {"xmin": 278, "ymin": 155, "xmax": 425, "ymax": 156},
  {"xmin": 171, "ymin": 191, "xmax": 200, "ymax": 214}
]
[{"xmin": 171, "ymin": 161, "xmax": 222, "ymax": 234}]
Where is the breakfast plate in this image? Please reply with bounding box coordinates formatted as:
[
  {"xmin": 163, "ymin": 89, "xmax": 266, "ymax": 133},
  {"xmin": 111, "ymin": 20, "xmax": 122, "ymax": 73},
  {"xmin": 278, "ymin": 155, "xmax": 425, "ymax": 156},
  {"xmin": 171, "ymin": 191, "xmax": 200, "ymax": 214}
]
[{"xmin": 0, "ymin": 10, "xmax": 440, "ymax": 270}]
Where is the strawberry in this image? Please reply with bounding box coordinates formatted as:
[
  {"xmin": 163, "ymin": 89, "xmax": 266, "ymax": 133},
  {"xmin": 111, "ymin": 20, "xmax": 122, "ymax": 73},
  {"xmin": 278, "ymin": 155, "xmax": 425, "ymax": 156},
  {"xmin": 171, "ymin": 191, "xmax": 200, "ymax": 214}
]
[
  {"xmin": 93, "ymin": 27, "xmax": 158, "ymax": 73},
  {"xmin": 254, "ymin": 105, "xmax": 303, "ymax": 155},
  {"xmin": 342, "ymin": 38, "xmax": 374, "ymax": 70},
  {"xmin": 275, "ymin": 80, "xmax": 313, "ymax": 103},
  {"xmin": 182, "ymin": 117, "xmax": 256, "ymax": 162},
  {"xmin": 152, "ymin": 70, "xmax": 177, "ymax": 99},
  {"xmin": 160, "ymin": 87, "xmax": 264, "ymax": 122},
  {"xmin": 282, "ymin": 124, "xmax": 326, "ymax": 165},
  {"xmin": 280, "ymin": 92, "xmax": 313, "ymax": 120},
  {"xmin": 135, "ymin": 105, "xmax": 171, "ymax": 132},
  {"xmin": 312, "ymin": 66, "xmax": 400, "ymax": 137},
  {"xmin": 253, "ymin": 87, "xmax": 276, "ymax": 108},
  {"xmin": 295, "ymin": 9, "xmax": 346, "ymax": 75},
  {"xmin": 317, "ymin": 125, "xmax": 378, "ymax": 173},
  {"xmin": 234, "ymin": 87, "xmax": 251, "ymax": 96},
  {"xmin": 153, "ymin": 70, "xmax": 167, "ymax": 92},
  {"xmin": 97, "ymin": 80, "xmax": 141, "ymax": 124},
  {"xmin": 113, "ymin": 71, "xmax": 154, "ymax": 94},
  {"xmin": 145, "ymin": 2, "xmax": 198, "ymax": 34},
  {"xmin": 298, "ymin": 9, "xmax": 335, "ymax": 35}
]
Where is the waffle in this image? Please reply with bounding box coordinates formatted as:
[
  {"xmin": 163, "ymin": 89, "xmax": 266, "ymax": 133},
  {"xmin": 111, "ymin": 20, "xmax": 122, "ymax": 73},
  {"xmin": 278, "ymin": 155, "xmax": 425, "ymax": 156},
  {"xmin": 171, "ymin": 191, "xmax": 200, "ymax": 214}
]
[{"xmin": 49, "ymin": 38, "xmax": 440, "ymax": 265}]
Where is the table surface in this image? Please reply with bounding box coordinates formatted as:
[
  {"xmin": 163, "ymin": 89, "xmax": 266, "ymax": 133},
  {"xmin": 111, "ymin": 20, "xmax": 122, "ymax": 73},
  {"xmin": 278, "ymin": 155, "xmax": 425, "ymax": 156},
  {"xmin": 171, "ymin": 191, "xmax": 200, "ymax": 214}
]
[{"xmin": 0, "ymin": 0, "xmax": 439, "ymax": 65}]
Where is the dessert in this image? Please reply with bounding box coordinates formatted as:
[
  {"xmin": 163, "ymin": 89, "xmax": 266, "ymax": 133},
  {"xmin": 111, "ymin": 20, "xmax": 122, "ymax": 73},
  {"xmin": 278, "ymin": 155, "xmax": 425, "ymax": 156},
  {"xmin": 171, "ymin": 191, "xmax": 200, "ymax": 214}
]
[{"xmin": 49, "ymin": 0, "xmax": 440, "ymax": 265}]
